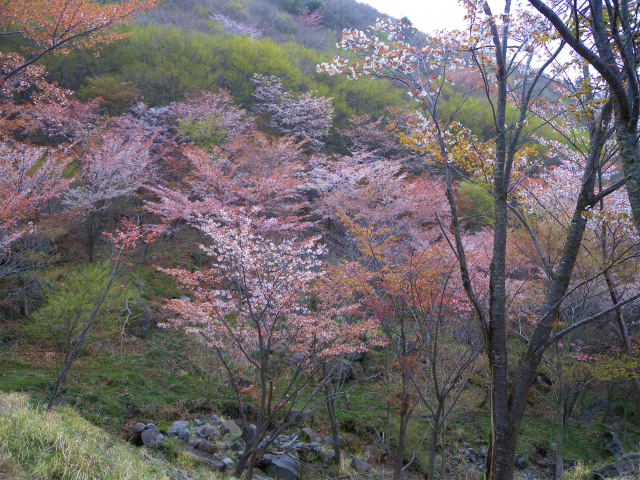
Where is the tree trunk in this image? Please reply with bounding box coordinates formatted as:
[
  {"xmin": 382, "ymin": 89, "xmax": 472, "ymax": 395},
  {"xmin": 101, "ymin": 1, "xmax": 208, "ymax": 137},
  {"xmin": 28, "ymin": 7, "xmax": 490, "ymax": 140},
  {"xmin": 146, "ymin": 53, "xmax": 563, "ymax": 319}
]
[
  {"xmin": 393, "ymin": 405, "xmax": 410, "ymax": 480},
  {"xmin": 615, "ymin": 122, "xmax": 640, "ymax": 232},
  {"xmin": 555, "ymin": 367, "xmax": 564, "ymax": 480},
  {"xmin": 385, "ymin": 345, "xmax": 392, "ymax": 453},
  {"xmin": 324, "ymin": 366, "xmax": 341, "ymax": 464},
  {"xmin": 47, "ymin": 271, "xmax": 115, "ymax": 411},
  {"xmin": 604, "ymin": 270, "xmax": 640, "ymax": 421},
  {"xmin": 427, "ymin": 421, "xmax": 440, "ymax": 480}
]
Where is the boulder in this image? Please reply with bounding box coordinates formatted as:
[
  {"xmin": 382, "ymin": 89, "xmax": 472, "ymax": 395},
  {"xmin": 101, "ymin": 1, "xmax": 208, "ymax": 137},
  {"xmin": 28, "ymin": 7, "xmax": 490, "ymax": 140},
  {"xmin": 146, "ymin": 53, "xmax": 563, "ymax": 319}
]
[
  {"xmin": 242, "ymin": 424, "xmax": 257, "ymax": 446},
  {"xmin": 253, "ymin": 473, "xmax": 275, "ymax": 480},
  {"xmin": 330, "ymin": 359, "xmax": 353, "ymax": 382},
  {"xmin": 602, "ymin": 432, "xmax": 624, "ymax": 457},
  {"xmin": 198, "ymin": 441, "xmax": 218, "ymax": 455},
  {"xmin": 189, "ymin": 450, "xmax": 226, "ymax": 471},
  {"xmin": 154, "ymin": 434, "xmax": 165, "ymax": 447},
  {"xmin": 222, "ymin": 419, "xmax": 242, "ymax": 435},
  {"xmin": 593, "ymin": 452, "xmax": 640, "ymax": 478},
  {"xmin": 141, "ymin": 427, "xmax": 160, "ymax": 446},
  {"xmin": 178, "ymin": 427, "xmax": 191, "ymax": 443},
  {"xmin": 252, "ymin": 475, "xmax": 273, "ymax": 480},
  {"xmin": 266, "ymin": 453, "xmax": 300, "ymax": 480},
  {"xmin": 126, "ymin": 423, "xmax": 146, "ymax": 445},
  {"xmin": 321, "ymin": 435, "xmax": 345, "ymax": 447},
  {"xmin": 300, "ymin": 428, "xmax": 321, "ymax": 443},
  {"xmin": 222, "ymin": 457, "xmax": 235, "ymax": 469},
  {"xmin": 514, "ymin": 454, "xmax": 528, "ymax": 470},
  {"xmin": 317, "ymin": 447, "xmax": 335, "ymax": 463},
  {"xmin": 201, "ymin": 425, "xmax": 220, "ymax": 440},
  {"xmin": 167, "ymin": 420, "xmax": 190, "ymax": 436},
  {"xmin": 352, "ymin": 456, "xmax": 370, "ymax": 472}
]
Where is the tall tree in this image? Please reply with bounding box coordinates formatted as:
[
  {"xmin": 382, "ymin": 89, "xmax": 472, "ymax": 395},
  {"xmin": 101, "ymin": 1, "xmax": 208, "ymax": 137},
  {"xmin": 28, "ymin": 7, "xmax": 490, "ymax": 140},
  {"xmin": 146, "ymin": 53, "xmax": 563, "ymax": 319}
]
[
  {"xmin": 317, "ymin": 5, "xmax": 640, "ymax": 479},
  {"xmin": 527, "ymin": 0, "xmax": 640, "ymax": 230}
]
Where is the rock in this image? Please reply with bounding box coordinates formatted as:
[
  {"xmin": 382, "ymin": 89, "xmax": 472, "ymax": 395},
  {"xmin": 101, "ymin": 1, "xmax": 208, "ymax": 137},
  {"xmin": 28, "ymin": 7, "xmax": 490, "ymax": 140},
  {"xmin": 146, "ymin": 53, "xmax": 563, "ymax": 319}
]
[
  {"xmin": 593, "ymin": 463, "xmax": 622, "ymax": 478},
  {"xmin": 317, "ymin": 447, "xmax": 335, "ymax": 463},
  {"xmin": 266, "ymin": 453, "xmax": 300, "ymax": 480},
  {"xmin": 253, "ymin": 474, "xmax": 275, "ymax": 480},
  {"xmin": 180, "ymin": 295, "xmax": 190, "ymax": 301},
  {"xmin": 232, "ymin": 375, "xmax": 252, "ymax": 387},
  {"xmin": 189, "ymin": 450, "xmax": 226, "ymax": 471},
  {"xmin": 593, "ymin": 452, "xmax": 640, "ymax": 478},
  {"xmin": 321, "ymin": 435, "xmax": 344, "ymax": 447},
  {"xmin": 198, "ymin": 441, "xmax": 218, "ymax": 455},
  {"xmin": 242, "ymin": 424, "xmax": 257, "ymax": 447},
  {"xmin": 167, "ymin": 420, "xmax": 190, "ymax": 436},
  {"xmin": 300, "ymin": 428, "xmax": 321, "ymax": 443},
  {"xmin": 178, "ymin": 428, "xmax": 191, "ymax": 443},
  {"xmin": 229, "ymin": 439, "xmax": 245, "ymax": 452},
  {"xmin": 346, "ymin": 351, "xmax": 366, "ymax": 362},
  {"xmin": 201, "ymin": 425, "xmax": 220, "ymax": 440},
  {"xmin": 286, "ymin": 409, "xmax": 312, "ymax": 426},
  {"xmin": 126, "ymin": 423, "xmax": 147, "ymax": 445},
  {"xmin": 222, "ymin": 457, "xmax": 235, "ymax": 469},
  {"xmin": 514, "ymin": 455, "xmax": 528, "ymax": 470},
  {"xmin": 141, "ymin": 427, "xmax": 160, "ymax": 446},
  {"xmin": 352, "ymin": 456, "xmax": 370, "ymax": 472},
  {"xmin": 329, "ymin": 359, "xmax": 353, "ymax": 382},
  {"xmin": 222, "ymin": 419, "xmax": 242, "ymax": 435},
  {"xmin": 154, "ymin": 434, "xmax": 165, "ymax": 446},
  {"xmin": 480, "ymin": 448, "xmax": 488, "ymax": 457},
  {"xmin": 291, "ymin": 353, "xmax": 306, "ymax": 366},
  {"xmin": 194, "ymin": 419, "xmax": 202, "ymax": 426},
  {"xmin": 450, "ymin": 459, "xmax": 459, "ymax": 467},
  {"xmin": 464, "ymin": 442, "xmax": 471, "ymax": 449},
  {"xmin": 602, "ymin": 432, "xmax": 624, "ymax": 457}
]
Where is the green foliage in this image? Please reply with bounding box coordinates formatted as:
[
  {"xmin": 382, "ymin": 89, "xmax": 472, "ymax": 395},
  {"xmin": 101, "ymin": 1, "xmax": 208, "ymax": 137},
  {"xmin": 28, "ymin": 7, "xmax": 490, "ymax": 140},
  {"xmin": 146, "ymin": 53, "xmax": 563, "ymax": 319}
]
[
  {"xmin": 178, "ymin": 116, "xmax": 228, "ymax": 148},
  {"xmin": 77, "ymin": 75, "xmax": 142, "ymax": 116},
  {"xmin": 38, "ymin": 23, "xmax": 408, "ymax": 131},
  {"xmin": 456, "ymin": 180, "xmax": 494, "ymax": 230},
  {"xmin": 29, "ymin": 263, "xmax": 130, "ymax": 360}
]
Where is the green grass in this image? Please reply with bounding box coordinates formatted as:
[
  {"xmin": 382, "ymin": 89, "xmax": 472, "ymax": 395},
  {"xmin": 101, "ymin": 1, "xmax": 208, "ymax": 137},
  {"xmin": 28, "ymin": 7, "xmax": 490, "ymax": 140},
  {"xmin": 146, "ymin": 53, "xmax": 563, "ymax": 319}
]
[{"xmin": 0, "ymin": 391, "xmax": 170, "ymax": 480}]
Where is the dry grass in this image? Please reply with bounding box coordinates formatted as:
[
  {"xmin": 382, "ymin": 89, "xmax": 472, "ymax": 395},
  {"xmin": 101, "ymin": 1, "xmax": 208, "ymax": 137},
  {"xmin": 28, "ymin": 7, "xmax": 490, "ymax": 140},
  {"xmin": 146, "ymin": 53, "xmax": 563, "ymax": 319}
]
[{"xmin": 0, "ymin": 391, "xmax": 235, "ymax": 480}]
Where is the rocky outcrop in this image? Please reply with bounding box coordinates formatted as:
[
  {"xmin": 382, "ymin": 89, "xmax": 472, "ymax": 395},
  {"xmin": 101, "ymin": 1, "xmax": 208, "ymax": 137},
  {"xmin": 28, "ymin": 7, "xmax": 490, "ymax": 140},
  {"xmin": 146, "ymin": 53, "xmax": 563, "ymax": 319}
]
[
  {"xmin": 602, "ymin": 432, "xmax": 625, "ymax": 458},
  {"xmin": 593, "ymin": 452, "xmax": 640, "ymax": 478}
]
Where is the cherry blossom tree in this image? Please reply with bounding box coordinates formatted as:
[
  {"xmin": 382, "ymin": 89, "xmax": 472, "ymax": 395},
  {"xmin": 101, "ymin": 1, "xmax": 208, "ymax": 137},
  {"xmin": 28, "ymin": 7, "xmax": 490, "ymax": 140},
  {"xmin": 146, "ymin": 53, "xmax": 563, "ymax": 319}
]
[
  {"xmin": 65, "ymin": 121, "xmax": 156, "ymax": 261},
  {"xmin": 170, "ymin": 90, "xmax": 255, "ymax": 147},
  {"xmin": 0, "ymin": 142, "xmax": 73, "ymax": 252},
  {"xmin": 316, "ymin": 6, "xmax": 640, "ymax": 479},
  {"xmin": 0, "ymin": 0, "xmax": 157, "ymax": 83},
  {"xmin": 527, "ymin": 0, "xmax": 640, "ymax": 231},
  {"xmin": 159, "ymin": 208, "xmax": 379, "ymax": 479},
  {"xmin": 252, "ymin": 74, "xmax": 333, "ymax": 150}
]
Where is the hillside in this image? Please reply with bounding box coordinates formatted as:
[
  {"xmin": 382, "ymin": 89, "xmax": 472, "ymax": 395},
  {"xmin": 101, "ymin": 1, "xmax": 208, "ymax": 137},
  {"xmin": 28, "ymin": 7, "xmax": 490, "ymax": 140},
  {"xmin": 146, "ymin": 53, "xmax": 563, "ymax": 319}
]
[{"xmin": 1, "ymin": 1, "xmax": 640, "ymax": 480}]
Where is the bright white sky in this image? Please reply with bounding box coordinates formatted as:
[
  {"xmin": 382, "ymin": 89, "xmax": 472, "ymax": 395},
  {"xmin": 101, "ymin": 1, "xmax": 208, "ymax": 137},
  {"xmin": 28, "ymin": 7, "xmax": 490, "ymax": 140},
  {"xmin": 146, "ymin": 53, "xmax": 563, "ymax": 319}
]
[{"xmin": 357, "ymin": 0, "xmax": 506, "ymax": 35}]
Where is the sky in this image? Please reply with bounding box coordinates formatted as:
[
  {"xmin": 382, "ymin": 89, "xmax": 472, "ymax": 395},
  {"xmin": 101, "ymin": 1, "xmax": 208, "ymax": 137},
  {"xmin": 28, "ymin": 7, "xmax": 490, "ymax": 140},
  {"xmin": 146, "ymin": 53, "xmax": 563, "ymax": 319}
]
[{"xmin": 356, "ymin": 0, "xmax": 505, "ymax": 36}]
